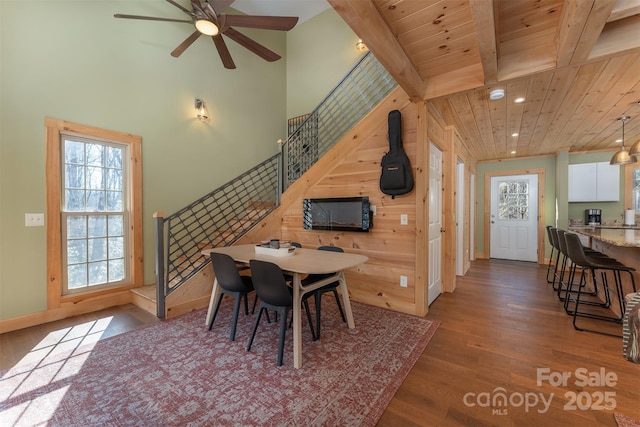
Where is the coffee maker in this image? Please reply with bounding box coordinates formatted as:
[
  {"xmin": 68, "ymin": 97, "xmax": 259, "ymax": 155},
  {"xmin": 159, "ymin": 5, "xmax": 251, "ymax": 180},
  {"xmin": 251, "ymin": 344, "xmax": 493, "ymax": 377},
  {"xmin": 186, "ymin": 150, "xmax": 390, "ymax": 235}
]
[{"xmin": 585, "ymin": 209, "xmax": 601, "ymax": 225}]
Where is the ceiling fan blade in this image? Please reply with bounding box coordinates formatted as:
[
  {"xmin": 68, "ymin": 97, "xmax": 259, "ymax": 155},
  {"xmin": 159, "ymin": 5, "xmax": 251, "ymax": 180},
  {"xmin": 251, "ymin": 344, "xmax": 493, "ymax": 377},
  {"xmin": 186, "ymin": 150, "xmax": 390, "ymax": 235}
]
[
  {"xmin": 209, "ymin": 0, "xmax": 235, "ymax": 14},
  {"xmin": 114, "ymin": 14, "xmax": 192, "ymax": 24},
  {"xmin": 223, "ymin": 27, "xmax": 281, "ymax": 62},
  {"xmin": 171, "ymin": 31, "xmax": 202, "ymax": 57},
  {"xmin": 223, "ymin": 15, "xmax": 298, "ymax": 31},
  {"xmin": 165, "ymin": 0, "xmax": 193, "ymax": 16},
  {"xmin": 212, "ymin": 35, "xmax": 236, "ymax": 69}
]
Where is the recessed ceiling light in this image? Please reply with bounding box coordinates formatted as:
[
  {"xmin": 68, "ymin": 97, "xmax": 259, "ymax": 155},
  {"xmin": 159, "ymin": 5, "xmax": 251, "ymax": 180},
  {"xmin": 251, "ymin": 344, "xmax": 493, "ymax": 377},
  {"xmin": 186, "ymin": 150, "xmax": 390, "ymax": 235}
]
[
  {"xmin": 514, "ymin": 97, "xmax": 525, "ymax": 103},
  {"xmin": 511, "ymin": 151, "xmax": 516, "ymax": 154},
  {"xmin": 489, "ymin": 89, "xmax": 505, "ymax": 100},
  {"xmin": 512, "ymin": 133, "xmax": 519, "ymax": 137}
]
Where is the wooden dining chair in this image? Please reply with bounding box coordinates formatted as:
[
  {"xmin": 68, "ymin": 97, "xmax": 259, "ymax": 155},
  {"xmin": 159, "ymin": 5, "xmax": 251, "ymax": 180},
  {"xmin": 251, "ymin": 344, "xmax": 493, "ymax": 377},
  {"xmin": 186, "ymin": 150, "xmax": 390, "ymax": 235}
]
[{"xmin": 208, "ymin": 252, "xmax": 256, "ymax": 341}]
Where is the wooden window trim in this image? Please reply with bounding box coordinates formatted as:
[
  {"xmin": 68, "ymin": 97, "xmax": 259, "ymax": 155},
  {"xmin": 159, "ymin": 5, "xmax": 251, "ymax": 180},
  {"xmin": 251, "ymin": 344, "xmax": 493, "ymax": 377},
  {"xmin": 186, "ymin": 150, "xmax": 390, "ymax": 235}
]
[{"xmin": 45, "ymin": 118, "xmax": 143, "ymax": 308}]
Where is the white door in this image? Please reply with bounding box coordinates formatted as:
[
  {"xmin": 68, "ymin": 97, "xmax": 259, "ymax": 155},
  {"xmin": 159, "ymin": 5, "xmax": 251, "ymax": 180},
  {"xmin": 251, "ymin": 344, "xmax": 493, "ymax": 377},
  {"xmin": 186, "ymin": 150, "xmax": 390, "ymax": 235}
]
[
  {"xmin": 490, "ymin": 174, "xmax": 538, "ymax": 262},
  {"xmin": 428, "ymin": 143, "xmax": 443, "ymax": 305},
  {"xmin": 470, "ymin": 173, "xmax": 475, "ymax": 261},
  {"xmin": 456, "ymin": 160, "xmax": 464, "ymax": 276}
]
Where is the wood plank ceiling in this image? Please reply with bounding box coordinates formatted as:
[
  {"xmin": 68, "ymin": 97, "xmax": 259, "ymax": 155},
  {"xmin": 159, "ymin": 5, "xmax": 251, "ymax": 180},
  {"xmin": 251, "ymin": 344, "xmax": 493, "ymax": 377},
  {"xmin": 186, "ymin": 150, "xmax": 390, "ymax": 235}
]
[{"xmin": 328, "ymin": 0, "xmax": 640, "ymax": 161}]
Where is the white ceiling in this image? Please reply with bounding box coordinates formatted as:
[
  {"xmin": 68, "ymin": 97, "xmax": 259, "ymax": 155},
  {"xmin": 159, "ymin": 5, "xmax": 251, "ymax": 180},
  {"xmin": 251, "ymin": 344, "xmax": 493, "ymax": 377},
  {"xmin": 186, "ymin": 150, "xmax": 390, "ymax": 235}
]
[{"xmin": 231, "ymin": 0, "xmax": 330, "ymax": 25}]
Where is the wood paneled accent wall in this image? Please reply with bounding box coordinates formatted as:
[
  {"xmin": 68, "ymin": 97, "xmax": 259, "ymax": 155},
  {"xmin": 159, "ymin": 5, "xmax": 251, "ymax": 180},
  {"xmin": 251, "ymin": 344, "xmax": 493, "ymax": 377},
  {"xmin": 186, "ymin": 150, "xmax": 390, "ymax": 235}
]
[{"xmin": 243, "ymin": 87, "xmax": 477, "ymax": 316}]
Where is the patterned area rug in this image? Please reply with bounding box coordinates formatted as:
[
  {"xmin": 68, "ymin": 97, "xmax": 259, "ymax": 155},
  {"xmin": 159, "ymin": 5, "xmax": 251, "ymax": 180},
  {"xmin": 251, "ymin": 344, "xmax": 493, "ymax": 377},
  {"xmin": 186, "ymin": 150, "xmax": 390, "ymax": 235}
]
[
  {"xmin": 0, "ymin": 300, "xmax": 439, "ymax": 426},
  {"xmin": 616, "ymin": 412, "xmax": 640, "ymax": 427}
]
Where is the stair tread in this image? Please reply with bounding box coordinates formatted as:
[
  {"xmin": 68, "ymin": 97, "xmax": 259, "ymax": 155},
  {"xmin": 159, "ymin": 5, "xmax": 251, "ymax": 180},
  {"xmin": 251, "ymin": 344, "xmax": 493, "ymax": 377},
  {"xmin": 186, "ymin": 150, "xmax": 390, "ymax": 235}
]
[{"xmin": 131, "ymin": 285, "xmax": 156, "ymax": 301}]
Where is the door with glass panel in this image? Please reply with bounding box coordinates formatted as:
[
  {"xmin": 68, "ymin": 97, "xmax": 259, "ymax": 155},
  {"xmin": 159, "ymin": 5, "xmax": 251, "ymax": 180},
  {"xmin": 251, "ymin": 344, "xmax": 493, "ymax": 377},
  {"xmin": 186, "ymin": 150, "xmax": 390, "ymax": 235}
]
[{"xmin": 490, "ymin": 174, "xmax": 538, "ymax": 262}]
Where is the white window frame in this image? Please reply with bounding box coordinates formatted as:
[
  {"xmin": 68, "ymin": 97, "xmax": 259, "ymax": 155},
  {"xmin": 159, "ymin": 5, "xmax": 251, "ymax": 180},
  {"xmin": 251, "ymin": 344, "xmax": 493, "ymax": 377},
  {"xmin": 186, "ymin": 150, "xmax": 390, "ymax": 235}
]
[{"xmin": 46, "ymin": 118, "xmax": 143, "ymax": 306}]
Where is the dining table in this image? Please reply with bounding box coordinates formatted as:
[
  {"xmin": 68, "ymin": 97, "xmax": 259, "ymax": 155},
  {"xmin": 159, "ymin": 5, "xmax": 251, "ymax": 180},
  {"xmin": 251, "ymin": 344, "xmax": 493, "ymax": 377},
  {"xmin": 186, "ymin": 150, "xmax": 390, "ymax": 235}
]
[{"xmin": 201, "ymin": 244, "xmax": 369, "ymax": 368}]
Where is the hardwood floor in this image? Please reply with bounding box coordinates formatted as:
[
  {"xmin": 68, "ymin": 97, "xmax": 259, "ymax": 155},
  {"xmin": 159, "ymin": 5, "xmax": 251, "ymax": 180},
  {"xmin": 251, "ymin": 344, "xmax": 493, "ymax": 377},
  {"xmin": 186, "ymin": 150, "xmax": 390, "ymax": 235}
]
[
  {"xmin": 380, "ymin": 259, "xmax": 640, "ymax": 427},
  {"xmin": 1, "ymin": 260, "xmax": 638, "ymax": 426}
]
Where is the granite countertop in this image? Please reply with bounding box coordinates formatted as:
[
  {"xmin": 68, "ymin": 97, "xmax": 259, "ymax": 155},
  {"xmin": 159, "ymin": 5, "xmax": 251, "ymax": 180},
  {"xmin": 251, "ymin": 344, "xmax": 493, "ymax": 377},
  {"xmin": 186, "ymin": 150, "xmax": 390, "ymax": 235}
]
[{"xmin": 569, "ymin": 227, "xmax": 640, "ymax": 248}]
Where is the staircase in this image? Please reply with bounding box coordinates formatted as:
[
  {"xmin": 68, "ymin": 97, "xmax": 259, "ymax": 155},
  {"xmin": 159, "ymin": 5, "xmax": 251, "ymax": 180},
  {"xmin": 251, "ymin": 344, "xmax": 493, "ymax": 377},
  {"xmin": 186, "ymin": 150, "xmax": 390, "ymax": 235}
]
[{"xmin": 135, "ymin": 52, "xmax": 397, "ymax": 318}]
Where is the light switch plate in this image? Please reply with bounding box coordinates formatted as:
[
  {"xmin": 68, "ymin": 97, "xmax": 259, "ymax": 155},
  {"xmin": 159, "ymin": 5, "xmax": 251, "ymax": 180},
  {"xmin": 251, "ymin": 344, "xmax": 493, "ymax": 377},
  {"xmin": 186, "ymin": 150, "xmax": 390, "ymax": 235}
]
[{"xmin": 400, "ymin": 214, "xmax": 408, "ymax": 225}]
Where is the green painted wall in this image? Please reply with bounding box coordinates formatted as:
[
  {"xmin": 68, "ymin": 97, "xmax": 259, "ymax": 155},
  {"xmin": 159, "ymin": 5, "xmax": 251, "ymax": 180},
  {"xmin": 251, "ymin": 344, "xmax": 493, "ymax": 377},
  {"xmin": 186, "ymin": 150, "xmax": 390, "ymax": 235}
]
[
  {"xmin": 556, "ymin": 151, "xmax": 569, "ymax": 229},
  {"xmin": 476, "ymin": 157, "xmax": 557, "ymax": 259},
  {"xmin": 568, "ymin": 151, "xmax": 625, "ymax": 223},
  {"xmin": 0, "ymin": 1, "xmax": 288, "ymax": 320},
  {"xmin": 286, "ymin": 8, "xmax": 361, "ymax": 119},
  {"xmin": 476, "ymin": 152, "xmax": 630, "ymax": 259}
]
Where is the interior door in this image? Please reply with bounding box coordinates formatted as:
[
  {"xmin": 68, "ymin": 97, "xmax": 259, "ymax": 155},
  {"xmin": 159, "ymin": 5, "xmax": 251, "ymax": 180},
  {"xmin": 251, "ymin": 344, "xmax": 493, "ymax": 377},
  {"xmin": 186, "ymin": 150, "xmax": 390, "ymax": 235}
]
[
  {"xmin": 470, "ymin": 173, "xmax": 475, "ymax": 261},
  {"xmin": 490, "ymin": 174, "xmax": 538, "ymax": 262},
  {"xmin": 456, "ymin": 159, "xmax": 464, "ymax": 276},
  {"xmin": 428, "ymin": 142, "xmax": 443, "ymax": 305}
]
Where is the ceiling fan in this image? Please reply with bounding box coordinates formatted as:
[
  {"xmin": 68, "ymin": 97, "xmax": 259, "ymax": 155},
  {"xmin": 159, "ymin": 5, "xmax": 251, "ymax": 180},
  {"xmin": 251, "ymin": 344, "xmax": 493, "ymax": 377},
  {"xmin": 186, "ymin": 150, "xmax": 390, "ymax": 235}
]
[{"xmin": 114, "ymin": 0, "xmax": 298, "ymax": 69}]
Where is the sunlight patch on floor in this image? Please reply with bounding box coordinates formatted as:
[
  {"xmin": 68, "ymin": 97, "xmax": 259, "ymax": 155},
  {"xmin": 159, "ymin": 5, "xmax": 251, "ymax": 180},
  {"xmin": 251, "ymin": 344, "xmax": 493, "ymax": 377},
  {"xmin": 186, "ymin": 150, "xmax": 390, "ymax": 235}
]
[{"xmin": 0, "ymin": 316, "xmax": 114, "ymax": 425}]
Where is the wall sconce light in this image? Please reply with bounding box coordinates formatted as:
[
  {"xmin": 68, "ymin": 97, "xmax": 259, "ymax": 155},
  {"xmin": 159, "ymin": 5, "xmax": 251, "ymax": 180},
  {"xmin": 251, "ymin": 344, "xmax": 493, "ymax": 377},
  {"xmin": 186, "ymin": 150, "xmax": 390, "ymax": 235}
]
[
  {"xmin": 195, "ymin": 98, "xmax": 209, "ymax": 122},
  {"xmin": 355, "ymin": 38, "xmax": 367, "ymax": 52}
]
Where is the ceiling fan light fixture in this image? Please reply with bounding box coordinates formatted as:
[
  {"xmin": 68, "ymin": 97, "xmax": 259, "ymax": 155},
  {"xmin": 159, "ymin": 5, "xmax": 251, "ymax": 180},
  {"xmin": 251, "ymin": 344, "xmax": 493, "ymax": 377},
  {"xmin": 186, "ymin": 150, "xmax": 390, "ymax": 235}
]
[
  {"xmin": 195, "ymin": 19, "xmax": 219, "ymax": 36},
  {"xmin": 489, "ymin": 89, "xmax": 504, "ymax": 100},
  {"xmin": 610, "ymin": 116, "xmax": 637, "ymax": 165}
]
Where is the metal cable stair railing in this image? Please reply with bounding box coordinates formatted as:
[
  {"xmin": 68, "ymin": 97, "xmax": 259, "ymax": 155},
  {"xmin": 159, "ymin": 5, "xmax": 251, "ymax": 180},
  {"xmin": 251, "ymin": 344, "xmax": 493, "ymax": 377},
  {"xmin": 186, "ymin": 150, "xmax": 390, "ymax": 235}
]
[
  {"xmin": 152, "ymin": 51, "xmax": 396, "ymax": 318},
  {"xmin": 283, "ymin": 51, "xmax": 396, "ymax": 189}
]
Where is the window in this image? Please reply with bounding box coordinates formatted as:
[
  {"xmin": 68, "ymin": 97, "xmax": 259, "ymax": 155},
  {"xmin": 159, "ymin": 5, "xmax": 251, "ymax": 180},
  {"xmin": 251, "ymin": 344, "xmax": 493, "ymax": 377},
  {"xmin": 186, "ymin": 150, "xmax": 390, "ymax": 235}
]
[
  {"xmin": 633, "ymin": 167, "xmax": 640, "ymax": 211},
  {"xmin": 497, "ymin": 179, "xmax": 529, "ymax": 220},
  {"xmin": 624, "ymin": 164, "xmax": 640, "ymax": 212},
  {"xmin": 62, "ymin": 138, "xmax": 128, "ymax": 293},
  {"xmin": 46, "ymin": 118, "xmax": 142, "ymax": 305}
]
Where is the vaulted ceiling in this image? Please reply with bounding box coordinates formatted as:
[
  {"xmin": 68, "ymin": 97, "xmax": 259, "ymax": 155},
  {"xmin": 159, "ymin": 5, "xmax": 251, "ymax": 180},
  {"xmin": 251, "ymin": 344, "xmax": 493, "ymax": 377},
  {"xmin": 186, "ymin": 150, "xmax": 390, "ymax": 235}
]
[{"xmin": 328, "ymin": 0, "xmax": 640, "ymax": 161}]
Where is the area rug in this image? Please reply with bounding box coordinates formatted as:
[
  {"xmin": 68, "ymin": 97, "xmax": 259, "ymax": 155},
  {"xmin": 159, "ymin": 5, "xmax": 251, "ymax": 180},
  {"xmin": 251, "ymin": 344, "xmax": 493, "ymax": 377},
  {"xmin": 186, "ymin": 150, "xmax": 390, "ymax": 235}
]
[
  {"xmin": 616, "ymin": 412, "xmax": 640, "ymax": 427},
  {"xmin": 0, "ymin": 300, "xmax": 439, "ymax": 426}
]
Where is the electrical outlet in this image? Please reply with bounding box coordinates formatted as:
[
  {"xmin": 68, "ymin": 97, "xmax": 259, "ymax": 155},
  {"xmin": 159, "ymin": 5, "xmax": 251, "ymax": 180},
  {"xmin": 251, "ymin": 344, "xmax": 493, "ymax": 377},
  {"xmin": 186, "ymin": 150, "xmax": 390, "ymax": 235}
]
[
  {"xmin": 400, "ymin": 214, "xmax": 408, "ymax": 225},
  {"xmin": 370, "ymin": 205, "xmax": 377, "ymax": 216},
  {"xmin": 400, "ymin": 275, "xmax": 408, "ymax": 287},
  {"xmin": 25, "ymin": 213, "xmax": 45, "ymax": 227}
]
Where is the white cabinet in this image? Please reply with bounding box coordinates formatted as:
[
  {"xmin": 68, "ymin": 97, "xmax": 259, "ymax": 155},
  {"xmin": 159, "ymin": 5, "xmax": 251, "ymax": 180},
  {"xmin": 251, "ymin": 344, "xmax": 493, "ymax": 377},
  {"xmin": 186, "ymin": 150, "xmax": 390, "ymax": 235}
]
[{"xmin": 568, "ymin": 162, "xmax": 619, "ymax": 202}]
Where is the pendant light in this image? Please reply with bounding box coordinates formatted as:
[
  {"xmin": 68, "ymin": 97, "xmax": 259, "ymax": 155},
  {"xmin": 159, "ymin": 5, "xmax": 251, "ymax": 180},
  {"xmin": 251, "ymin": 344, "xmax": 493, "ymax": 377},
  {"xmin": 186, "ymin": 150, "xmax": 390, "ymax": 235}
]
[
  {"xmin": 610, "ymin": 116, "xmax": 638, "ymax": 165},
  {"xmin": 630, "ymin": 139, "xmax": 640, "ymax": 157}
]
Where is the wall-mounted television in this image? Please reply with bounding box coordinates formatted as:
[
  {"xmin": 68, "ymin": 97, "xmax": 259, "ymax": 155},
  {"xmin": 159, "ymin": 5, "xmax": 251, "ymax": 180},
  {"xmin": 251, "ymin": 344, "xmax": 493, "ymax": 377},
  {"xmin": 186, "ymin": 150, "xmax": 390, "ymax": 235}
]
[{"xmin": 303, "ymin": 196, "xmax": 372, "ymax": 232}]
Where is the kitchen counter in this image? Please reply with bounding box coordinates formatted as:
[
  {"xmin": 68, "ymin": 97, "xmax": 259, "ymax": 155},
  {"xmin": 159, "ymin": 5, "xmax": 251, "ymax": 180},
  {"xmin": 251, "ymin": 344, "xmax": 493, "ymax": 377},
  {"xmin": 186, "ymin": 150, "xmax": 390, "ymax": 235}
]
[{"xmin": 569, "ymin": 227, "xmax": 640, "ymax": 248}]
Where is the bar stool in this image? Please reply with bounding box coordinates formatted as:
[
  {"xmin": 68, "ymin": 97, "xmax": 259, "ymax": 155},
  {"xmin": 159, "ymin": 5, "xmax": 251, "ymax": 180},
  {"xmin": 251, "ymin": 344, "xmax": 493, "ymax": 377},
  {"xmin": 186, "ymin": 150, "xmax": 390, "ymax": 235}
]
[
  {"xmin": 545, "ymin": 226, "xmax": 557, "ymax": 284},
  {"xmin": 563, "ymin": 232, "xmax": 637, "ymax": 337},
  {"xmin": 548, "ymin": 228, "xmax": 565, "ymax": 292},
  {"xmin": 554, "ymin": 229, "xmax": 609, "ymax": 300}
]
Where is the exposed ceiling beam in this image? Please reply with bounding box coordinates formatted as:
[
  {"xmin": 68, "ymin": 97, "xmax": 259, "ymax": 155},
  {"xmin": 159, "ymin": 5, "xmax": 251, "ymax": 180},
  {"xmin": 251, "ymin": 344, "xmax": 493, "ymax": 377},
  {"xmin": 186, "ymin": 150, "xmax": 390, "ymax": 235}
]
[
  {"xmin": 556, "ymin": 0, "xmax": 596, "ymax": 67},
  {"xmin": 569, "ymin": 0, "xmax": 617, "ymax": 64},
  {"xmin": 608, "ymin": 0, "xmax": 640, "ymax": 22},
  {"xmin": 327, "ymin": 0, "xmax": 424, "ymax": 102},
  {"xmin": 589, "ymin": 15, "xmax": 640, "ymax": 60},
  {"xmin": 469, "ymin": 0, "xmax": 498, "ymax": 84}
]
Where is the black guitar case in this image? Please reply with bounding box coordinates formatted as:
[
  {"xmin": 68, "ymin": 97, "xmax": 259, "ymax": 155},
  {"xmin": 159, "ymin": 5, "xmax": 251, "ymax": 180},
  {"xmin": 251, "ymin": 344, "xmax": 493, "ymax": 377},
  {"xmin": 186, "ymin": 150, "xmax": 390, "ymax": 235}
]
[{"xmin": 380, "ymin": 110, "xmax": 413, "ymax": 198}]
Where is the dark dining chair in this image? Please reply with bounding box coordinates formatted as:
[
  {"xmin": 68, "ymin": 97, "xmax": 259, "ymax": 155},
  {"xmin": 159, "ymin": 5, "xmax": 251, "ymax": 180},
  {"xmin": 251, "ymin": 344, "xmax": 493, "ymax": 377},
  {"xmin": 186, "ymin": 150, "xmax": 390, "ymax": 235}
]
[
  {"xmin": 208, "ymin": 252, "xmax": 256, "ymax": 341},
  {"xmin": 247, "ymin": 259, "xmax": 315, "ymax": 366},
  {"xmin": 302, "ymin": 245, "xmax": 346, "ymax": 340}
]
